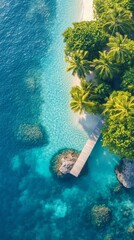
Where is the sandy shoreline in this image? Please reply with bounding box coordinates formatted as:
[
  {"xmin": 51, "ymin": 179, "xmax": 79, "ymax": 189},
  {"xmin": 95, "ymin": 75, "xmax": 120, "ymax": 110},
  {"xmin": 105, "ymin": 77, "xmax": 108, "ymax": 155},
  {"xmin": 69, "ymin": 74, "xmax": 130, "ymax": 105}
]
[
  {"xmin": 72, "ymin": 0, "xmax": 93, "ymax": 86},
  {"xmin": 71, "ymin": 0, "xmax": 100, "ymax": 134},
  {"xmin": 80, "ymin": 0, "xmax": 94, "ymax": 21}
]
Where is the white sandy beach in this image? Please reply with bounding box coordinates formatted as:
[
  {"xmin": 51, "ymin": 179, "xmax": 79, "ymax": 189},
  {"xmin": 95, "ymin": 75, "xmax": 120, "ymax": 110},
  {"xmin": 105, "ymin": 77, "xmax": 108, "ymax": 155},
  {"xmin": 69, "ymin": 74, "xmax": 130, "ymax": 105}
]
[
  {"xmin": 80, "ymin": 0, "xmax": 94, "ymax": 21},
  {"xmin": 71, "ymin": 0, "xmax": 100, "ymax": 134}
]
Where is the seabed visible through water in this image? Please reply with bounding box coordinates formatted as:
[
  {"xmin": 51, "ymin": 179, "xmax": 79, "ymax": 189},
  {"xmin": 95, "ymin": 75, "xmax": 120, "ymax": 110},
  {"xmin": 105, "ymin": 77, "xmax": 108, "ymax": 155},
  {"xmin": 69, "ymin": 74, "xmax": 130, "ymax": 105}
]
[{"xmin": 0, "ymin": 0, "xmax": 134, "ymax": 239}]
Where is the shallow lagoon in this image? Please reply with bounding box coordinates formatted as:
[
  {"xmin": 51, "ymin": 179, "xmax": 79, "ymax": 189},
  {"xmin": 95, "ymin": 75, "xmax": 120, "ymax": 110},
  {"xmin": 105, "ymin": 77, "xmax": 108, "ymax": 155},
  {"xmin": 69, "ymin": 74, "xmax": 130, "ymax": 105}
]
[{"xmin": 0, "ymin": 0, "xmax": 134, "ymax": 239}]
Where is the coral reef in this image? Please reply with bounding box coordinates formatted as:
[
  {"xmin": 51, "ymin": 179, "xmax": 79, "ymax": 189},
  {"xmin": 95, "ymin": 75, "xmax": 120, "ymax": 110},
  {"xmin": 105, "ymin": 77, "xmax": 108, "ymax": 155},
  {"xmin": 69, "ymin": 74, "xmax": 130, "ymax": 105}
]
[
  {"xmin": 127, "ymin": 226, "xmax": 134, "ymax": 240},
  {"xmin": 25, "ymin": 77, "xmax": 36, "ymax": 93},
  {"xmin": 50, "ymin": 149, "xmax": 79, "ymax": 177},
  {"xmin": 115, "ymin": 158, "xmax": 134, "ymax": 188},
  {"xmin": 15, "ymin": 124, "xmax": 45, "ymax": 147},
  {"xmin": 111, "ymin": 183, "xmax": 124, "ymax": 195},
  {"xmin": 90, "ymin": 204, "xmax": 112, "ymax": 228},
  {"xmin": 104, "ymin": 235, "xmax": 113, "ymax": 240}
]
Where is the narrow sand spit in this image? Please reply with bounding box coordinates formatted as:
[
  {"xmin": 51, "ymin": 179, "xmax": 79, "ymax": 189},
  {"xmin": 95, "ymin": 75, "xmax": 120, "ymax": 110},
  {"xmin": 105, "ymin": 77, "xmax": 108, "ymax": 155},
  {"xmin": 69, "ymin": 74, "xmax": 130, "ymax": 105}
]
[{"xmin": 71, "ymin": 0, "xmax": 100, "ymax": 134}]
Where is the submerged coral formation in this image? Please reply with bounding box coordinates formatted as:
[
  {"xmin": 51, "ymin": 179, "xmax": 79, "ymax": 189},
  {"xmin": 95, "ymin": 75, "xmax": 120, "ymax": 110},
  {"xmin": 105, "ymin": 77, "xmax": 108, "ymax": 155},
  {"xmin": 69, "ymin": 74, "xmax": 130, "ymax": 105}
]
[
  {"xmin": 90, "ymin": 204, "xmax": 112, "ymax": 228},
  {"xmin": 25, "ymin": 77, "xmax": 36, "ymax": 93},
  {"xmin": 50, "ymin": 149, "xmax": 79, "ymax": 177},
  {"xmin": 15, "ymin": 124, "xmax": 46, "ymax": 147},
  {"xmin": 127, "ymin": 226, "xmax": 134, "ymax": 240}
]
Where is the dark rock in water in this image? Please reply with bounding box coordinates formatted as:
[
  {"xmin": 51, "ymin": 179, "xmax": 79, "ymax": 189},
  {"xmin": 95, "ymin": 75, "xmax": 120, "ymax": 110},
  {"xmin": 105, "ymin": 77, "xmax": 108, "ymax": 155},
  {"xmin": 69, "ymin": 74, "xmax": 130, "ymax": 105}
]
[
  {"xmin": 90, "ymin": 204, "xmax": 112, "ymax": 228},
  {"xmin": 115, "ymin": 158, "xmax": 134, "ymax": 188},
  {"xmin": 50, "ymin": 149, "xmax": 79, "ymax": 177},
  {"xmin": 15, "ymin": 124, "xmax": 45, "ymax": 147}
]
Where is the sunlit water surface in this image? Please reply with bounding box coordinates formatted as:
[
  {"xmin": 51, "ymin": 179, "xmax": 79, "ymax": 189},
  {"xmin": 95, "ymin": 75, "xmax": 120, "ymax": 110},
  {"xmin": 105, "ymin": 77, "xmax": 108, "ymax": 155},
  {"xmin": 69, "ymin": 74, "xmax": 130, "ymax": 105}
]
[{"xmin": 0, "ymin": 0, "xmax": 134, "ymax": 239}]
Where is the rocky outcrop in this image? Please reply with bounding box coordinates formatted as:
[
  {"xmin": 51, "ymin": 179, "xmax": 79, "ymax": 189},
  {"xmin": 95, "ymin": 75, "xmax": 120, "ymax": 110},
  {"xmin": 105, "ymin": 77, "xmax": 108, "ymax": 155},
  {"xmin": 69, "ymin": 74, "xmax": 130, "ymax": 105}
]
[
  {"xmin": 50, "ymin": 149, "xmax": 79, "ymax": 177},
  {"xmin": 115, "ymin": 158, "xmax": 134, "ymax": 188},
  {"xmin": 90, "ymin": 204, "xmax": 112, "ymax": 228},
  {"xmin": 15, "ymin": 124, "xmax": 45, "ymax": 147}
]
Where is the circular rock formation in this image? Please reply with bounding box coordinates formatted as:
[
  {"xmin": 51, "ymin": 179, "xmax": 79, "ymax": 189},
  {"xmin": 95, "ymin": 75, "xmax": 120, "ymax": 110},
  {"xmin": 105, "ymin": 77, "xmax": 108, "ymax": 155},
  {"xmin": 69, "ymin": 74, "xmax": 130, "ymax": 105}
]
[
  {"xmin": 50, "ymin": 149, "xmax": 79, "ymax": 177},
  {"xmin": 115, "ymin": 158, "xmax": 134, "ymax": 188},
  {"xmin": 90, "ymin": 204, "xmax": 112, "ymax": 228},
  {"xmin": 15, "ymin": 124, "xmax": 45, "ymax": 147}
]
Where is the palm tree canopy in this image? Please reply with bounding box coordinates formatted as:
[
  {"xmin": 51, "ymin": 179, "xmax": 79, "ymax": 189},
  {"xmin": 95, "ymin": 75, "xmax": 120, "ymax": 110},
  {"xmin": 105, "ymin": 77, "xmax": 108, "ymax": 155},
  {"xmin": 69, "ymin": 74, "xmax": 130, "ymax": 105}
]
[
  {"xmin": 103, "ymin": 91, "xmax": 134, "ymax": 121},
  {"xmin": 107, "ymin": 33, "xmax": 134, "ymax": 62},
  {"xmin": 102, "ymin": 4, "xmax": 134, "ymax": 35},
  {"xmin": 92, "ymin": 51, "xmax": 118, "ymax": 80},
  {"xmin": 65, "ymin": 50, "xmax": 91, "ymax": 79},
  {"xmin": 70, "ymin": 85, "xmax": 89, "ymax": 113}
]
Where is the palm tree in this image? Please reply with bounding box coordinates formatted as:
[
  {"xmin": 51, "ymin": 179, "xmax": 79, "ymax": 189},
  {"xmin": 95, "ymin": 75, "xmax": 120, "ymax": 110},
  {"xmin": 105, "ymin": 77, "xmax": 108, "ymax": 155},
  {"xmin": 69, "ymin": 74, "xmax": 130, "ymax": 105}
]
[
  {"xmin": 70, "ymin": 82, "xmax": 103, "ymax": 114},
  {"xmin": 103, "ymin": 4, "xmax": 134, "ymax": 36},
  {"xmin": 65, "ymin": 50, "xmax": 91, "ymax": 79},
  {"xmin": 103, "ymin": 91, "xmax": 134, "ymax": 121},
  {"xmin": 107, "ymin": 33, "xmax": 133, "ymax": 63},
  {"xmin": 80, "ymin": 79, "xmax": 95, "ymax": 96},
  {"xmin": 92, "ymin": 51, "xmax": 117, "ymax": 80},
  {"xmin": 70, "ymin": 86, "xmax": 89, "ymax": 113}
]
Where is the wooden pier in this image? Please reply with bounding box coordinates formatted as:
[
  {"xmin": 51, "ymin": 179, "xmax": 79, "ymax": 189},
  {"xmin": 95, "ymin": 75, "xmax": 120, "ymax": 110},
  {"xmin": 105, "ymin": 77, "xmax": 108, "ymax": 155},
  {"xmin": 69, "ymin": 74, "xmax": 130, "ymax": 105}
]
[{"xmin": 70, "ymin": 119, "xmax": 103, "ymax": 177}]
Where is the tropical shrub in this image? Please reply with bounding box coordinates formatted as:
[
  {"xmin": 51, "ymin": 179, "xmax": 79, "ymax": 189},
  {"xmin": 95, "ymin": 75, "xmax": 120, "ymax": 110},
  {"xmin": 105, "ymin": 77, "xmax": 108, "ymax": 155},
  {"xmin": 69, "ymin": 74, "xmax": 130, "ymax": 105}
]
[
  {"xmin": 63, "ymin": 21, "xmax": 108, "ymax": 61},
  {"xmin": 94, "ymin": 0, "xmax": 134, "ymax": 17},
  {"xmin": 102, "ymin": 91, "xmax": 134, "ymax": 160},
  {"xmin": 102, "ymin": 119, "xmax": 134, "ymax": 160},
  {"xmin": 93, "ymin": 83, "xmax": 113, "ymax": 103},
  {"xmin": 121, "ymin": 67, "xmax": 134, "ymax": 95},
  {"xmin": 103, "ymin": 91, "xmax": 134, "ymax": 121}
]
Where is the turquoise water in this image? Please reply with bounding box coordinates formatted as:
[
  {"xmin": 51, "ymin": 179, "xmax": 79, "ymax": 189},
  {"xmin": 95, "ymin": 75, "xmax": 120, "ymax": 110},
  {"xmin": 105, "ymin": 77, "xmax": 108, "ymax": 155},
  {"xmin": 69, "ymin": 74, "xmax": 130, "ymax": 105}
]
[{"xmin": 1, "ymin": 0, "xmax": 134, "ymax": 239}]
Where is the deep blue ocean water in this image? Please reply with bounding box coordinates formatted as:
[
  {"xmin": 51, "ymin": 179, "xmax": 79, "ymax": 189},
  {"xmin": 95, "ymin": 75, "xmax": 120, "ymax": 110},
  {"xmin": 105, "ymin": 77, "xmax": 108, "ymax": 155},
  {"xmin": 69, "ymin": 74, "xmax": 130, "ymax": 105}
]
[{"xmin": 0, "ymin": 0, "xmax": 134, "ymax": 239}]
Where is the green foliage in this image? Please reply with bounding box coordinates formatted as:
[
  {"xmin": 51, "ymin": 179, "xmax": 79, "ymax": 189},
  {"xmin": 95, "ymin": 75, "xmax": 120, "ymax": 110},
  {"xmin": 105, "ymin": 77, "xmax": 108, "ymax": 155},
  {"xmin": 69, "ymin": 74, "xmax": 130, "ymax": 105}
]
[
  {"xmin": 70, "ymin": 84, "xmax": 94, "ymax": 113},
  {"xmin": 102, "ymin": 91, "xmax": 134, "ymax": 160},
  {"xmin": 63, "ymin": 21, "xmax": 108, "ymax": 61},
  {"xmin": 94, "ymin": 83, "xmax": 113, "ymax": 103},
  {"xmin": 102, "ymin": 119, "xmax": 134, "ymax": 160},
  {"xmin": 121, "ymin": 67, "xmax": 134, "ymax": 95},
  {"xmin": 70, "ymin": 81, "xmax": 96, "ymax": 114},
  {"xmin": 103, "ymin": 91, "xmax": 134, "ymax": 121},
  {"xmin": 94, "ymin": 0, "xmax": 133, "ymax": 17},
  {"xmin": 92, "ymin": 51, "xmax": 118, "ymax": 81},
  {"xmin": 65, "ymin": 50, "xmax": 91, "ymax": 79},
  {"xmin": 126, "ymin": 0, "xmax": 134, "ymax": 12},
  {"xmin": 107, "ymin": 33, "xmax": 134, "ymax": 63},
  {"xmin": 80, "ymin": 80, "xmax": 95, "ymax": 95},
  {"xmin": 70, "ymin": 80, "xmax": 110, "ymax": 114},
  {"xmin": 102, "ymin": 4, "xmax": 134, "ymax": 36}
]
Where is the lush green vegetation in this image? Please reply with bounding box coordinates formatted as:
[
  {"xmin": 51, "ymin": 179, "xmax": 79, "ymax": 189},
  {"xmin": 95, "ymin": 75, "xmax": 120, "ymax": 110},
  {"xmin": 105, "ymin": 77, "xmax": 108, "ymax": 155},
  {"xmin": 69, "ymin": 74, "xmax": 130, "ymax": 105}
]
[
  {"xmin": 63, "ymin": 0, "xmax": 134, "ymax": 160},
  {"xmin": 63, "ymin": 21, "xmax": 108, "ymax": 61},
  {"xmin": 65, "ymin": 50, "xmax": 91, "ymax": 79},
  {"xmin": 102, "ymin": 91, "xmax": 134, "ymax": 160},
  {"xmin": 121, "ymin": 67, "xmax": 134, "ymax": 95}
]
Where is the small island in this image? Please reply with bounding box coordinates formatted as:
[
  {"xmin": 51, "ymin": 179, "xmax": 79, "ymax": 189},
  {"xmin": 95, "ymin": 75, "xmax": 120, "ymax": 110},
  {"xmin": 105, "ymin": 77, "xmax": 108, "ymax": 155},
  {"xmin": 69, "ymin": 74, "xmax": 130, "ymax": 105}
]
[{"xmin": 50, "ymin": 149, "xmax": 80, "ymax": 177}]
